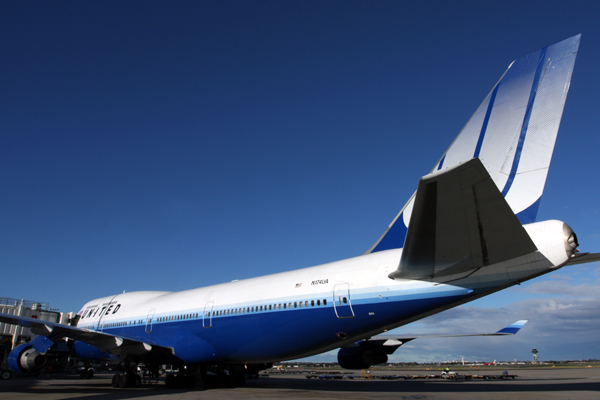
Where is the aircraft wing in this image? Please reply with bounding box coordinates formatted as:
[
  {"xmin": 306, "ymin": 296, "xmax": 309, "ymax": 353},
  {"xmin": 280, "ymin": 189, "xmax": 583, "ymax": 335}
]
[
  {"xmin": 359, "ymin": 320, "xmax": 528, "ymax": 350},
  {"xmin": 0, "ymin": 312, "xmax": 174, "ymax": 360}
]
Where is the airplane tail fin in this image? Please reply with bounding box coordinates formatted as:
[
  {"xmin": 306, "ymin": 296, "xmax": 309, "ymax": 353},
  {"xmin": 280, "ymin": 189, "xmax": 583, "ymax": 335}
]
[{"xmin": 368, "ymin": 35, "xmax": 580, "ymax": 254}]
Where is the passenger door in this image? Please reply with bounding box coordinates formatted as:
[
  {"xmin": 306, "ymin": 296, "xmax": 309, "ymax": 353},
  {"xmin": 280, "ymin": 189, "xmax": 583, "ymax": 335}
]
[
  {"xmin": 333, "ymin": 283, "xmax": 354, "ymax": 318},
  {"xmin": 203, "ymin": 301, "xmax": 214, "ymax": 328}
]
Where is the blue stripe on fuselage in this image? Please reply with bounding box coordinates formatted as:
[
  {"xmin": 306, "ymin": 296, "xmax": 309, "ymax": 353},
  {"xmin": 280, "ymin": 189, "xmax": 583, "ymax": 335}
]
[{"xmin": 95, "ymin": 289, "xmax": 472, "ymax": 364}]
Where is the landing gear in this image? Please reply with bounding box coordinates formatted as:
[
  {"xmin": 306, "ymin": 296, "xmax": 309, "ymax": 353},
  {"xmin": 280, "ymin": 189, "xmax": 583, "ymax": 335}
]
[
  {"xmin": 202, "ymin": 365, "xmax": 247, "ymax": 389},
  {"xmin": 111, "ymin": 360, "xmax": 142, "ymax": 389},
  {"xmin": 111, "ymin": 370, "xmax": 142, "ymax": 388},
  {"xmin": 165, "ymin": 373, "xmax": 196, "ymax": 389},
  {"xmin": 79, "ymin": 367, "xmax": 94, "ymax": 379}
]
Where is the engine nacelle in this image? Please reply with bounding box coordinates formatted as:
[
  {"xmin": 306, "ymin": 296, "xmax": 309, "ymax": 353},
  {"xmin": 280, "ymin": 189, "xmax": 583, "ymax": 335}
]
[
  {"xmin": 337, "ymin": 345, "xmax": 388, "ymax": 370},
  {"xmin": 7, "ymin": 343, "xmax": 46, "ymax": 376}
]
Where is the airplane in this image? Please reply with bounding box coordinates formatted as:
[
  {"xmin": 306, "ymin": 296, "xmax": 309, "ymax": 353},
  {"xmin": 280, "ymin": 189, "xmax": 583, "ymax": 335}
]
[{"xmin": 1, "ymin": 34, "xmax": 598, "ymax": 389}]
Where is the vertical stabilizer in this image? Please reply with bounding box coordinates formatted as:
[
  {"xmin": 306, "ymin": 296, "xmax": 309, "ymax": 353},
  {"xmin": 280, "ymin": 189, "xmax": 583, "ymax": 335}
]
[{"xmin": 367, "ymin": 35, "xmax": 580, "ymax": 254}]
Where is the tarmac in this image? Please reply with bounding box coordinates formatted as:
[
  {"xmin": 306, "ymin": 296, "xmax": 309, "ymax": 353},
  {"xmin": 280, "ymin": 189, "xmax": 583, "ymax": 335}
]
[{"xmin": 1, "ymin": 368, "xmax": 600, "ymax": 400}]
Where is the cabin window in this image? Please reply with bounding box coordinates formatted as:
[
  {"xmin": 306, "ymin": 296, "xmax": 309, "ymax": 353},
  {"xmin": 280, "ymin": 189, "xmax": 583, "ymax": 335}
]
[
  {"xmin": 269, "ymin": 305, "xmax": 272, "ymax": 311},
  {"xmin": 294, "ymin": 302, "xmax": 297, "ymax": 308},
  {"xmin": 343, "ymin": 297, "xmax": 348, "ymax": 304},
  {"xmin": 283, "ymin": 303, "xmax": 287, "ymax": 309},
  {"xmin": 311, "ymin": 300, "xmax": 314, "ymax": 306},
  {"xmin": 317, "ymin": 299, "xmax": 321, "ymax": 306},
  {"xmin": 323, "ymin": 299, "xmax": 327, "ymax": 306}
]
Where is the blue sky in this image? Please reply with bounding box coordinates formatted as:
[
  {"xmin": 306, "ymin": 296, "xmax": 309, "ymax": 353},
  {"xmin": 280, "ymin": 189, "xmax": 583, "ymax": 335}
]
[{"xmin": 2, "ymin": 1, "xmax": 600, "ymax": 362}]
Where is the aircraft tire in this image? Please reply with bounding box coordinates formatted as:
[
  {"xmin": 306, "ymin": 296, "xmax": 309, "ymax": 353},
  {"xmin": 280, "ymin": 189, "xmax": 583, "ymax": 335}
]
[
  {"xmin": 118, "ymin": 373, "xmax": 128, "ymax": 388},
  {"xmin": 234, "ymin": 373, "xmax": 246, "ymax": 387},
  {"xmin": 223, "ymin": 374, "xmax": 235, "ymax": 388},
  {"xmin": 165, "ymin": 374, "xmax": 176, "ymax": 388},
  {"xmin": 86, "ymin": 369, "xmax": 94, "ymax": 379},
  {"xmin": 111, "ymin": 374, "xmax": 121, "ymax": 388},
  {"xmin": 183, "ymin": 374, "xmax": 196, "ymax": 389},
  {"xmin": 203, "ymin": 374, "xmax": 219, "ymax": 389},
  {"xmin": 134, "ymin": 374, "xmax": 142, "ymax": 388}
]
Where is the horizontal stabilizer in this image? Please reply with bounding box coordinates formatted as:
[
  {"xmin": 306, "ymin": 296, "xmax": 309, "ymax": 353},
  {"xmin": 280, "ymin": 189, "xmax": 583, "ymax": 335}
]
[
  {"xmin": 389, "ymin": 158, "xmax": 537, "ymax": 280},
  {"xmin": 566, "ymin": 252, "xmax": 600, "ymax": 266}
]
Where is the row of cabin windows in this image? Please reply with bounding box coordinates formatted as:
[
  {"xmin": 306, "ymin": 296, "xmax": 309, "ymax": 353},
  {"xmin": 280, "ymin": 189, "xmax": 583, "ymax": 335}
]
[
  {"xmin": 211, "ymin": 298, "xmax": 328, "ymax": 317},
  {"xmin": 157, "ymin": 313, "xmax": 199, "ymax": 323},
  {"xmin": 81, "ymin": 319, "xmax": 145, "ymax": 330},
  {"xmin": 84, "ymin": 298, "xmax": 335, "ymax": 329}
]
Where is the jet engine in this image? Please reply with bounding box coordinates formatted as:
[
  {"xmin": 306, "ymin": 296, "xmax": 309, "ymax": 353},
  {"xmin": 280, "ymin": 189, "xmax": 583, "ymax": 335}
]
[{"xmin": 7, "ymin": 343, "xmax": 46, "ymax": 375}]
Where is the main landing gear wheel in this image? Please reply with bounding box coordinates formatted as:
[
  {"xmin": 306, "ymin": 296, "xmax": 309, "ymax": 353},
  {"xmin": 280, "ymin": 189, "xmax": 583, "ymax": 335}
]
[
  {"xmin": 79, "ymin": 368, "xmax": 94, "ymax": 379},
  {"xmin": 111, "ymin": 372, "xmax": 142, "ymax": 388}
]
